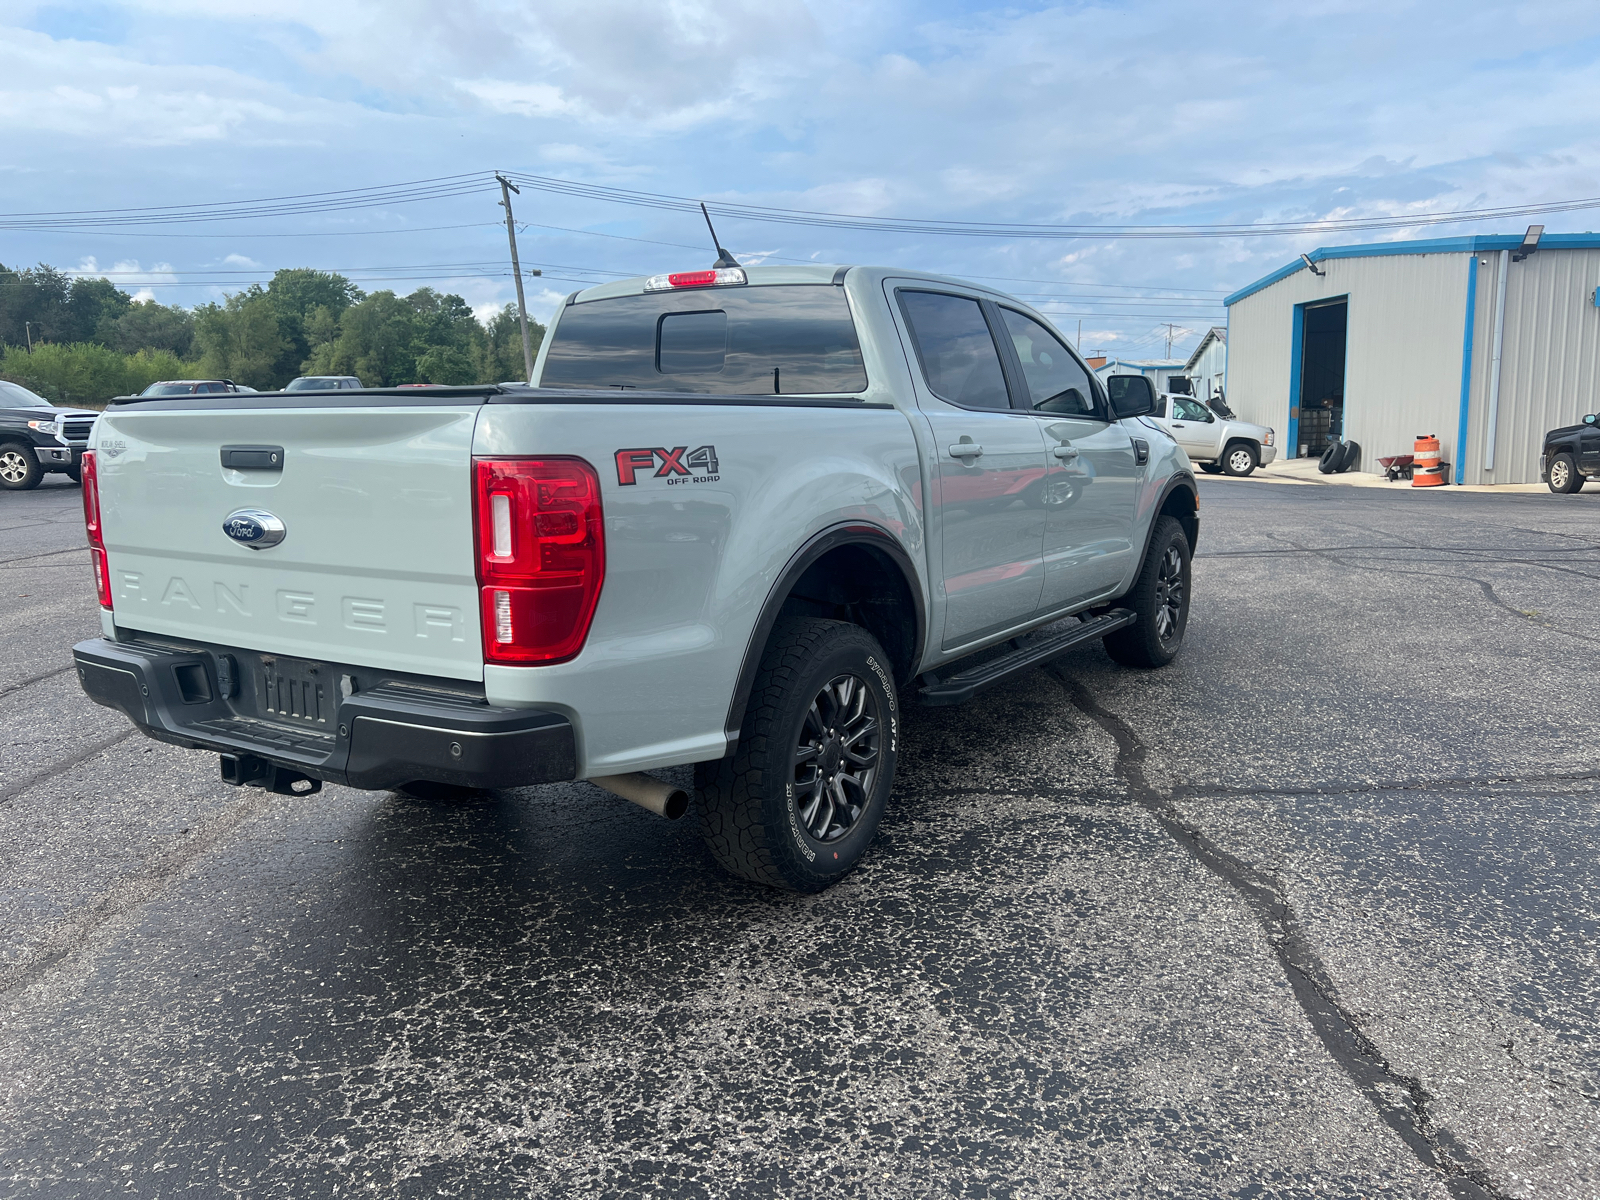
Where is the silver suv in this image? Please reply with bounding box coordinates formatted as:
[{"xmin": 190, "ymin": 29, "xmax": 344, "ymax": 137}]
[{"xmin": 1153, "ymin": 392, "xmax": 1276, "ymax": 477}]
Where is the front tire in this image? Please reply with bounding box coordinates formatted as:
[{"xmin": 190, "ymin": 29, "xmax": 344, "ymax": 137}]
[
  {"xmin": 1548, "ymin": 453, "xmax": 1580, "ymax": 494},
  {"xmin": 697, "ymin": 618, "xmax": 898, "ymax": 892},
  {"xmin": 1223, "ymin": 443, "xmax": 1258, "ymax": 477},
  {"xmin": 0, "ymin": 442, "xmax": 43, "ymax": 490},
  {"xmin": 1104, "ymin": 515, "xmax": 1191, "ymax": 669}
]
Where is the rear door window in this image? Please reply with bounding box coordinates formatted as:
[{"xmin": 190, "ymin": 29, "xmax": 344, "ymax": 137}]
[
  {"xmin": 541, "ymin": 285, "xmax": 866, "ymax": 394},
  {"xmin": 897, "ymin": 290, "xmax": 1010, "ymax": 411}
]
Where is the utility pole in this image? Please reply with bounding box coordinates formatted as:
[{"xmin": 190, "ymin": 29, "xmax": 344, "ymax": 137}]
[
  {"xmin": 24, "ymin": 321, "xmax": 34, "ymax": 354},
  {"xmin": 495, "ymin": 173, "xmax": 536, "ymax": 382},
  {"xmin": 1163, "ymin": 323, "xmax": 1179, "ymax": 357},
  {"xmin": 1076, "ymin": 319, "xmax": 1082, "ymax": 350}
]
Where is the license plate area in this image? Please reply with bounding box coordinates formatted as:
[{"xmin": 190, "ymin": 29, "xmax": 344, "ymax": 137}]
[{"xmin": 259, "ymin": 654, "xmax": 333, "ymax": 725}]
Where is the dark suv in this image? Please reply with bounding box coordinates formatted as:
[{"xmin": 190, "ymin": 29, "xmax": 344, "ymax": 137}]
[
  {"xmin": 1541, "ymin": 413, "xmax": 1599, "ymax": 493},
  {"xmin": 0, "ymin": 380, "xmax": 99, "ymax": 490}
]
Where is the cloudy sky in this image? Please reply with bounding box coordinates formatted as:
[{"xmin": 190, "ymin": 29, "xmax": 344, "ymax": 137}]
[{"xmin": 4, "ymin": 0, "xmax": 1599, "ymax": 360}]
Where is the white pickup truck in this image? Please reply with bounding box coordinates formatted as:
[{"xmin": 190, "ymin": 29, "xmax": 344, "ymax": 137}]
[
  {"xmin": 74, "ymin": 264, "xmax": 1198, "ymax": 891},
  {"xmin": 1152, "ymin": 392, "xmax": 1276, "ymax": 477}
]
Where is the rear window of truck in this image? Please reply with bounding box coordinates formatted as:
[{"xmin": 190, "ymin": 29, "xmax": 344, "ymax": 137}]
[{"xmin": 540, "ymin": 285, "xmax": 868, "ymax": 394}]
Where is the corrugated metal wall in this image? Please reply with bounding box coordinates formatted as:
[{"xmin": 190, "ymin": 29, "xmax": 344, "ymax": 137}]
[
  {"xmin": 1463, "ymin": 248, "xmax": 1600, "ymax": 485},
  {"xmin": 1227, "ymin": 253, "xmax": 1469, "ymax": 473}
]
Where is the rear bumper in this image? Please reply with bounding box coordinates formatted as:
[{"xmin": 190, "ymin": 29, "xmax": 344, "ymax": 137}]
[{"xmin": 73, "ymin": 636, "xmax": 576, "ymax": 791}]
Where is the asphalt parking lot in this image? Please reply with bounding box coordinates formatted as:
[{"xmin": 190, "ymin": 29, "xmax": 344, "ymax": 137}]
[{"xmin": 2, "ymin": 471, "xmax": 1597, "ymax": 1199}]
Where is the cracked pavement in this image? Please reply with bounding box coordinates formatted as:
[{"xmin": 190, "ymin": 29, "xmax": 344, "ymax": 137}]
[{"xmin": 1, "ymin": 473, "xmax": 1597, "ymax": 1198}]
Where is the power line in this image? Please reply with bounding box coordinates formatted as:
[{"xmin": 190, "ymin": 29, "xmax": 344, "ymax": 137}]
[
  {"xmin": 9, "ymin": 168, "xmax": 1600, "ymax": 240},
  {"xmin": 0, "ymin": 174, "xmax": 491, "ymax": 230},
  {"xmin": 502, "ymin": 171, "xmax": 1600, "ymax": 240}
]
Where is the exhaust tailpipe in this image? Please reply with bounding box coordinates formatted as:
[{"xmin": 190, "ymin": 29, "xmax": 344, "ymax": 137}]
[{"xmin": 589, "ymin": 772, "xmax": 689, "ymax": 820}]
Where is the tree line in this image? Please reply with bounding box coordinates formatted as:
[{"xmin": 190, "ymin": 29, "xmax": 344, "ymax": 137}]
[{"xmin": 0, "ymin": 263, "xmax": 544, "ymax": 405}]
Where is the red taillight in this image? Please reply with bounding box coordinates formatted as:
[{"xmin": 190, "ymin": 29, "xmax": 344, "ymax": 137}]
[
  {"xmin": 669, "ymin": 270, "xmax": 718, "ymax": 288},
  {"xmin": 473, "ymin": 457, "xmax": 605, "ymax": 664},
  {"xmin": 81, "ymin": 451, "xmax": 112, "ymax": 610}
]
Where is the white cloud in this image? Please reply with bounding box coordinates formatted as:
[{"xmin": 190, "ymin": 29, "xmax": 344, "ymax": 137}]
[
  {"xmin": 222, "ymin": 253, "xmax": 263, "ymax": 268},
  {"xmin": 5, "ymin": 0, "xmax": 1600, "ymax": 345},
  {"xmin": 0, "ymin": 27, "xmax": 341, "ymax": 146}
]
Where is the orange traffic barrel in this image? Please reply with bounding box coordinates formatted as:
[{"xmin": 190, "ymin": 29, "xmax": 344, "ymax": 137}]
[{"xmin": 1412, "ymin": 434, "xmax": 1445, "ymax": 487}]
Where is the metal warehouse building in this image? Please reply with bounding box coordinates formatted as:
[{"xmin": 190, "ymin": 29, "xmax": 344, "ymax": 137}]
[{"xmin": 1224, "ymin": 232, "xmax": 1600, "ymax": 484}]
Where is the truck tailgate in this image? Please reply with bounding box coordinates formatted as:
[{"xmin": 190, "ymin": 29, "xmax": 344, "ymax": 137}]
[{"xmin": 94, "ymin": 405, "xmax": 483, "ymax": 681}]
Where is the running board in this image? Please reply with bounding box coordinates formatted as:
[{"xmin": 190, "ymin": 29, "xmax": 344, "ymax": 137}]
[{"xmin": 917, "ymin": 609, "xmax": 1137, "ymax": 707}]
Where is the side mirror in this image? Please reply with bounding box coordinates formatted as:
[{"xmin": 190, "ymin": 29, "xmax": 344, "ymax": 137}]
[{"xmin": 1107, "ymin": 375, "xmax": 1157, "ymax": 419}]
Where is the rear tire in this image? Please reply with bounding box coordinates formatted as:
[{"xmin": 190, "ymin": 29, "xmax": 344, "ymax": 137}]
[
  {"xmin": 1222, "ymin": 443, "xmax": 1258, "ymax": 477},
  {"xmin": 1548, "ymin": 453, "xmax": 1580, "ymax": 493},
  {"xmin": 0, "ymin": 442, "xmax": 42, "ymax": 490},
  {"xmin": 697, "ymin": 618, "xmax": 898, "ymax": 892},
  {"xmin": 1198, "ymin": 462, "xmax": 1223, "ymax": 475},
  {"xmin": 64, "ymin": 465, "xmax": 81, "ymax": 484},
  {"xmin": 1104, "ymin": 515, "xmax": 1192, "ymax": 669}
]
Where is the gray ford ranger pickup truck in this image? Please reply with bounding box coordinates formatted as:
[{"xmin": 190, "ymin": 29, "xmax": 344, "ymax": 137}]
[{"xmin": 73, "ymin": 263, "xmax": 1198, "ymax": 891}]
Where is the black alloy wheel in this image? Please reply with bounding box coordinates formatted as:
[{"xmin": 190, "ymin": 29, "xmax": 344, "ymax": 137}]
[
  {"xmin": 1104, "ymin": 514, "xmax": 1192, "ymax": 668},
  {"xmin": 1152, "ymin": 543, "xmax": 1186, "ymax": 643},
  {"xmin": 793, "ymin": 673, "xmax": 882, "ymax": 844},
  {"xmin": 698, "ymin": 617, "xmax": 898, "ymax": 891}
]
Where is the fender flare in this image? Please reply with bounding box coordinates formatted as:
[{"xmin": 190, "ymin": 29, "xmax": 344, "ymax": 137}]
[
  {"xmin": 722, "ymin": 522, "xmax": 926, "ymax": 749},
  {"xmin": 1138, "ymin": 472, "xmax": 1199, "ymax": 564}
]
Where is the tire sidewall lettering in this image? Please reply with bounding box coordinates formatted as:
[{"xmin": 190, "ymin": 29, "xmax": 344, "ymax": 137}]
[{"xmin": 785, "ymin": 780, "xmax": 817, "ymax": 862}]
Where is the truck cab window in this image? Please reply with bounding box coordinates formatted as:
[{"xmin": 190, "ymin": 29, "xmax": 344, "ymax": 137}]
[
  {"xmin": 1173, "ymin": 397, "xmax": 1212, "ymax": 422},
  {"xmin": 542, "ymin": 285, "xmax": 867, "ymax": 394},
  {"xmin": 999, "ymin": 308, "xmax": 1095, "ymax": 416},
  {"xmin": 898, "ymin": 291, "xmax": 1010, "ymax": 411}
]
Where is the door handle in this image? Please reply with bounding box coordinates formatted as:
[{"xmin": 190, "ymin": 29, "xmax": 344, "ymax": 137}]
[
  {"xmin": 1171, "ymin": 423, "xmax": 1186, "ymax": 428},
  {"xmin": 947, "ymin": 443, "xmax": 984, "ymax": 460},
  {"xmin": 1051, "ymin": 444, "xmax": 1079, "ymax": 460}
]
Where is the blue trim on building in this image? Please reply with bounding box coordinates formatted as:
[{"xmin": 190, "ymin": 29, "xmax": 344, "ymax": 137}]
[
  {"xmin": 1223, "ymin": 232, "xmax": 1600, "ymax": 307},
  {"xmin": 1287, "ymin": 304, "xmax": 1305, "ymax": 455},
  {"xmin": 1222, "ymin": 313, "xmax": 1230, "ymax": 402},
  {"xmin": 1455, "ymin": 258, "xmax": 1479, "ymax": 485}
]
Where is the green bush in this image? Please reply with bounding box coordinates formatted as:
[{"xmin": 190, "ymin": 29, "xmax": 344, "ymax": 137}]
[{"xmin": 0, "ymin": 343, "xmax": 201, "ymax": 405}]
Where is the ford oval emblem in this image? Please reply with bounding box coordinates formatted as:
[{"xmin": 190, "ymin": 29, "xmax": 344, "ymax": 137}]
[{"xmin": 222, "ymin": 508, "xmax": 286, "ymax": 549}]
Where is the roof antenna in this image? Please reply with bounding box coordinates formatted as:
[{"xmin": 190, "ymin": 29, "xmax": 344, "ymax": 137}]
[{"xmin": 700, "ymin": 202, "xmax": 741, "ymax": 269}]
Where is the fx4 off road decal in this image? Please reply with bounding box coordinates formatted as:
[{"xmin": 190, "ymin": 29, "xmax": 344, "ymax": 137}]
[{"xmin": 614, "ymin": 445, "xmax": 720, "ymax": 486}]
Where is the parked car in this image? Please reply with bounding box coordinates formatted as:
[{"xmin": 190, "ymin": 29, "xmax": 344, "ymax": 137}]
[
  {"xmin": 73, "ymin": 263, "xmax": 1198, "ymax": 892},
  {"xmin": 285, "ymin": 376, "xmax": 364, "ymax": 391},
  {"xmin": 1540, "ymin": 413, "xmax": 1599, "ymax": 493},
  {"xmin": 1150, "ymin": 392, "xmax": 1276, "ymax": 477},
  {"xmin": 139, "ymin": 380, "xmax": 250, "ymax": 397},
  {"xmin": 0, "ymin": 380, "xmax": 99, "ymax": 489}
]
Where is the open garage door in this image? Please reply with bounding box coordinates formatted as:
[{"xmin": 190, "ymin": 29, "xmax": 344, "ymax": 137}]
[{"xmin": 1295, "ymin": 299, "xmax": 1347, "ymax": 458}]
